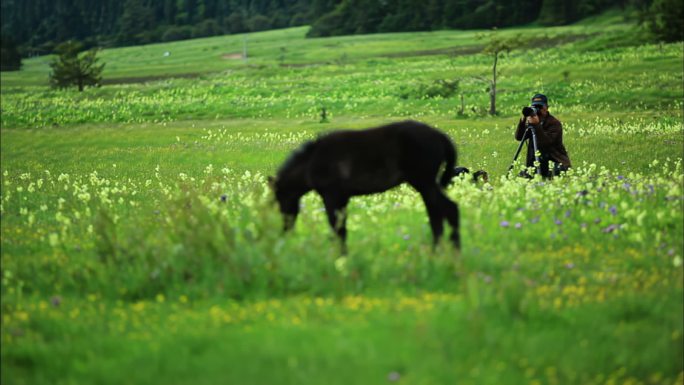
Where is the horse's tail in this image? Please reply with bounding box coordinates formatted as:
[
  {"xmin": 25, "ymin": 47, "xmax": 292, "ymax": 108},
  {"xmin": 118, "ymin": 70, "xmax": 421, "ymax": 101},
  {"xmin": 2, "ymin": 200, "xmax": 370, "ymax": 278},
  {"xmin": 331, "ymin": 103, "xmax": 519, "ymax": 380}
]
[{"xmin": 439, "ymin": 133, "xmax": 457, "ymax": 188}]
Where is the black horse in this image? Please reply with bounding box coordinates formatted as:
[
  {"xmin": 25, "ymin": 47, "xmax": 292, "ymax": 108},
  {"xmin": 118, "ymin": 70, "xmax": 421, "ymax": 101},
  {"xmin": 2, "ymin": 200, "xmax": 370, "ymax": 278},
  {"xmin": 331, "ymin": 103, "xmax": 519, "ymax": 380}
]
[{"xmin": 269, "ymin": 120, "xmax": 461, "ymax": 252}]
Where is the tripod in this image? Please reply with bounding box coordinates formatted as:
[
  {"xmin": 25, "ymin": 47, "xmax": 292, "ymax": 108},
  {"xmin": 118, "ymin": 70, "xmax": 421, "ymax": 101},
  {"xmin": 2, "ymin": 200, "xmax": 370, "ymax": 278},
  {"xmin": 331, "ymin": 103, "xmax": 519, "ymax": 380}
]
[{"xmin": 508, "ymin": 123, "xmax": 541, "ymax": 177}]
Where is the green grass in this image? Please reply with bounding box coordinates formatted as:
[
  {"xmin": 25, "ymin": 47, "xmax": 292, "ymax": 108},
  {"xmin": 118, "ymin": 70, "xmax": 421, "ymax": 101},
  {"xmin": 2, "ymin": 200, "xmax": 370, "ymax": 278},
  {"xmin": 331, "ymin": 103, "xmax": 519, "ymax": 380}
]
[{"xmin": 1, "ymin": 17, "xmax": 683, "ymax": 385}]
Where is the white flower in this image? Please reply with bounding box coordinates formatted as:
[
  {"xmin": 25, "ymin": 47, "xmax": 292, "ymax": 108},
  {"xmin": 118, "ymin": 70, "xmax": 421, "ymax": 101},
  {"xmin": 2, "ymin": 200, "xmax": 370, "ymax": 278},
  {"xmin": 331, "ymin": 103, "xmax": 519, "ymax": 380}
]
[{"xmin": 48, "ymin": 233, "xmax": 59, "ymax": 247}]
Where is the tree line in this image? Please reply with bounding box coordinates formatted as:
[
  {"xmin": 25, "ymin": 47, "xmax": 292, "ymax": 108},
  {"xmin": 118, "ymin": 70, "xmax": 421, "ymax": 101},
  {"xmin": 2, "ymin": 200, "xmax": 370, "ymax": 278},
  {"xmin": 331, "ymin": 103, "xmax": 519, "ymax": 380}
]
[{"xmin": 1, "ymin": 0, "xmax": 681, "ymax": 66}]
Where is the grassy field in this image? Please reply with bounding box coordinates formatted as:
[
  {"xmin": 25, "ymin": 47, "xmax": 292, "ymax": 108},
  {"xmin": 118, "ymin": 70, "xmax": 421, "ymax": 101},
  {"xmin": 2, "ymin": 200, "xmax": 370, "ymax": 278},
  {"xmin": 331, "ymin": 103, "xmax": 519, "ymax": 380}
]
[{"xmin": 1, "ymin": 17, "xmax": 683, "ymax": 385}]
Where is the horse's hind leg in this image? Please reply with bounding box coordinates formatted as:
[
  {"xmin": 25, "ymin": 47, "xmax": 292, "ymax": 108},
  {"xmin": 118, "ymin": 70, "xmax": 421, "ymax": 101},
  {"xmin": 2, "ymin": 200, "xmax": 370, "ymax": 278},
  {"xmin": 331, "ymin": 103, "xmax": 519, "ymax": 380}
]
[
  {"xmin": 321, "ymin": 193, "xmax": 350, "ymax": 253},
  {"xmin": 437, "ymin": 190, "xmax": 461, "ymax": 250}
]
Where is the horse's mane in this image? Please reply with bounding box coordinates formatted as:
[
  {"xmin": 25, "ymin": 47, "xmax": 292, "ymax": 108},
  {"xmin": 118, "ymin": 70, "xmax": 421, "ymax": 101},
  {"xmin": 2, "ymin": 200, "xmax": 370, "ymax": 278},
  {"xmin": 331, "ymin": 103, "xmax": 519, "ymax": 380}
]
[{"xmin": 277, "ymin": 139, "xmax": 317, "ymax": 177}]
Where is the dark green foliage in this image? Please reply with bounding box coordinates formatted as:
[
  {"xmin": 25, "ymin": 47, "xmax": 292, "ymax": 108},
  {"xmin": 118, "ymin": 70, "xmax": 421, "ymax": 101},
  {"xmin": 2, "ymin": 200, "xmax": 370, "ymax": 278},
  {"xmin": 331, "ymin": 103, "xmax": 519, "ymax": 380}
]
[
  {"xmin": 247, "ymin": 14, "xmax": 273, "ymax": 32},
  {"xmin": 643, "ymin": 0, "xmax": 684, "ymax": 42},
  {"xmin": 117, "ymin": 0, "xmax": 154, "ymax": 45},
  {"xmin": 193, "ymin": 19, "xmax": 223, "ymax": 38},
  {"xmin": 0, "ymin": 36, "xmax": 22, "ymax": 71},
  {"xmin": 0, "ymin": 0, "xmax": 666, "ymax": 53},
  {"xmin": 48, "ymin": 41, "xmax": 105, "ymax": 92},
  {"xmin": 162, "ymin": 26, "xmax": 194, "ymax": 42},
  {"xmin": 397, "ymin": 79, "xmax": 460, "ymax": 99}
]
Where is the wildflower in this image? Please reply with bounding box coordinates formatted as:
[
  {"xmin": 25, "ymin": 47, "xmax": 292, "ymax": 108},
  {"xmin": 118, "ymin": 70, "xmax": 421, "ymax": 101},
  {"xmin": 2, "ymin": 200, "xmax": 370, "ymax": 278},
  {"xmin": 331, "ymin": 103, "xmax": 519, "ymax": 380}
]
[
  {"xmin": 387, "ymin": 372, "xmax": 401, "ymax": 382},
  {"xmin": 514, "ymin": 222, "xmax": 522, "ymax": 229},
  {"xmin": 602, "ymin": 224, "xmax": 619, "ymax": 233},
  {"xmin": 554, "ymin": 218, "xmax": 562, "ymax": 225},
  {"xmin": 500, "ymin": 221, "xmax": 510, "ymax": 228},
  {"xmin": 530, "ymin": 216, "xmax": 540, "ymax": 224},
  {"xmin": 565, "ymin": 262, "xmax": 575, "ymax": 269},
  {"xmin": 334, "ymin": 257, "xmax": 348, "ymax": 274},
  {"xmin": 48, "ymin": 233, "xmax": 59, "ymax": 247},
  {"xmin": 609, "ymin": 205, "xmax": 617, "ymax": 216},
  {"xmin": 50, "ymin": 295, "xmax": 62, "ymax": 307},
  {"xmin": 674, "ymin": 256, "xmax": 683, "ymax": 268}
]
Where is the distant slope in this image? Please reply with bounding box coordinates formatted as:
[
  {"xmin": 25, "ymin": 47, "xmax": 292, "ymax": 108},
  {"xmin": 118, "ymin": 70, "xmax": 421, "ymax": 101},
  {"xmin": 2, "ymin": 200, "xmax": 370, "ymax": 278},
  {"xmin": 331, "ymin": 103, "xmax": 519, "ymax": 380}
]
[{"xmin": 0, "ymin": 19, "xmax": 642, "ymax": 87}]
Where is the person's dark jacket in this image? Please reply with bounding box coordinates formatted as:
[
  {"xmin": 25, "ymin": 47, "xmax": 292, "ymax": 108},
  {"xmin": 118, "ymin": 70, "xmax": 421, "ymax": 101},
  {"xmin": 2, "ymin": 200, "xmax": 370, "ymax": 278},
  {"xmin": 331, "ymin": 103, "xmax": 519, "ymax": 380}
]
[{"xmin": 515, "ymin": 113, "xmax": 571, "ymax": 168}]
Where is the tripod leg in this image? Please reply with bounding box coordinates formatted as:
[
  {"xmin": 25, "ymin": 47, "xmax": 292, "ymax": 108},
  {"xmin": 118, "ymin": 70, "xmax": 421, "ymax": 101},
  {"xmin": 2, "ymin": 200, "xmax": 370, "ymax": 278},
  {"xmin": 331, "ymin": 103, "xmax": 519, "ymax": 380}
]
[
  {"xmin": 529, "ymin": 126, "xmax": 542, "ymax": 176},
  {"xmin": 508, "ymin": 126, "xmax": 530, "ymax": 173}
]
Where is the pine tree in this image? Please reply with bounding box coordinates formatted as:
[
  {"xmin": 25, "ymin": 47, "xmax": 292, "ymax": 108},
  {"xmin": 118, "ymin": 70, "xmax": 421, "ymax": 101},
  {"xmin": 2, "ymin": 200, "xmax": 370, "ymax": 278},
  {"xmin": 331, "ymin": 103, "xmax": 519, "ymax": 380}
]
[
  {"xmin": 49, "ymin": 40, "xmax": 105, "ymax": 92},
  {"xmin": 644, "ymin": 0, "xmax": 684, "ymax": 42}
]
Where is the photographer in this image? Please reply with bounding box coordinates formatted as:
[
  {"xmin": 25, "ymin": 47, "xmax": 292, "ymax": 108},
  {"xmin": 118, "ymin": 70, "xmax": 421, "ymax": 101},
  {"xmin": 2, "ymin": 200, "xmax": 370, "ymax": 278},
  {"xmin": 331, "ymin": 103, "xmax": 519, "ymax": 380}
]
[{"xmin": 514, "ymin": 93, "xmax": 571, "ymax": 178}]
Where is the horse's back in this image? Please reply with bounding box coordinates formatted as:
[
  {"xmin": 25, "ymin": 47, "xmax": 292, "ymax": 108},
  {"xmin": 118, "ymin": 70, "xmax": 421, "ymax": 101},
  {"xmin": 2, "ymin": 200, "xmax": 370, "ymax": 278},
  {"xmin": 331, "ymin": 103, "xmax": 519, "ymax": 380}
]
[{"xmin": 305, "ymin": 120, "xmax": 454, "ymax": 194}]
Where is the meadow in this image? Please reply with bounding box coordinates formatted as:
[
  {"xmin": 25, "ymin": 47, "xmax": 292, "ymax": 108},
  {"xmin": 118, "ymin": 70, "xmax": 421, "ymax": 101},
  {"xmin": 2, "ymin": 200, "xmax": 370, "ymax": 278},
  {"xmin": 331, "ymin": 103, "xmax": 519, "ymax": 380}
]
[{"xmin": 1, "ymin": 17, "xmax": 683, "ymax": 385}]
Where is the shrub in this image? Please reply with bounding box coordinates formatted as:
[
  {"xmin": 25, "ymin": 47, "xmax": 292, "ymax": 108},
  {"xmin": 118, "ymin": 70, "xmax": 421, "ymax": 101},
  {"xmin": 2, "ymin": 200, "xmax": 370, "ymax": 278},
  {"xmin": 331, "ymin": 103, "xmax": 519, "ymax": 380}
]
[
  {"xmin": 193, "ymin": 19, "xmax": 223, "ymax": 38},
  {"xmin": 397, "ymin": 79, "xmax": 460, "ymax": 99},
  {"xmin": 162, "ymin": 26, "xmax": 193, "ymax": 42}
]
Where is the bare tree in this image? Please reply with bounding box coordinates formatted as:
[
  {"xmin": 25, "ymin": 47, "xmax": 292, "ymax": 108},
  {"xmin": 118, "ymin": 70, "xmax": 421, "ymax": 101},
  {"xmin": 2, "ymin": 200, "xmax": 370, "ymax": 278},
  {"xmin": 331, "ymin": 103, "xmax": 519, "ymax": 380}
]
[{"xmin": 476, "ymin": 30, "xmax": 523, "ymax": 116}]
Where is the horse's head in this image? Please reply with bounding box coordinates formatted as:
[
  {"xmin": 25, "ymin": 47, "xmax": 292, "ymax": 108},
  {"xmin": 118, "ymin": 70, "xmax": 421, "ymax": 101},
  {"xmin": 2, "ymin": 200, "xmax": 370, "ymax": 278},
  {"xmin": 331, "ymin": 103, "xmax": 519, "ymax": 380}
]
[
  {"xmin": 268, "ymin": 175, "xmax": 303, "ymax": 232},
  {"xmin": 270, "ymin": 140, "xmax": 316, "ymax": 231}
]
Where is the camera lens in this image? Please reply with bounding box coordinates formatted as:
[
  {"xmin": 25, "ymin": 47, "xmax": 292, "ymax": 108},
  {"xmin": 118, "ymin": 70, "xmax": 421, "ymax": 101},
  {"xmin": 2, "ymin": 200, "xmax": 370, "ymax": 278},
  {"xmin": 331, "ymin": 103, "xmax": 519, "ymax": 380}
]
[{"xmin": 522, "ymin": 106, "xmax": 536, "ymax": 117}]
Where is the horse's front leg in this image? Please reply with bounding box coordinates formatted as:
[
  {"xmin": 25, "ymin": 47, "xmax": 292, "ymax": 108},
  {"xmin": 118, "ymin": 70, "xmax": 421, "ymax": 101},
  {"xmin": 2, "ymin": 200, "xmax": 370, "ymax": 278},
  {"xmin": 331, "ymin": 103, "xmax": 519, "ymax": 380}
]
[
  {"xmin": 418, "ymin": 186, "xmax": 445, "ymax": 247},
  {"xmin": 322, "ymin": 193, "xmax": 350, "ymax": 254}
]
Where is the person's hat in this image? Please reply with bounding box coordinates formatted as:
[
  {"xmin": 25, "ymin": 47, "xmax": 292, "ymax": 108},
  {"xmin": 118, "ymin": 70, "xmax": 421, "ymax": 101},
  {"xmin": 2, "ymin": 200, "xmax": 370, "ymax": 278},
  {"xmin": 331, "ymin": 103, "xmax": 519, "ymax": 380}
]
[{"xmin": 531, "ymin": 93, "xmax": 548, "ymax": 107}]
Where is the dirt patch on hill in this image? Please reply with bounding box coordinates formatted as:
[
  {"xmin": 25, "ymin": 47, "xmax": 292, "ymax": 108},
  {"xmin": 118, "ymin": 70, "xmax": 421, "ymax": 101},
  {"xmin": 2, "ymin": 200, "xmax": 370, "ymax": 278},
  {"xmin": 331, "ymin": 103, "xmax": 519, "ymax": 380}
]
[
  {"xmin": 222, "ymin": 53, "xmax": 244, "ymax": 60},
  {"xmin": 102, "ymin": 72, "xmax": 202, "ymax": 85},
  {"xmin": 381, "ymin": 46, "xmax": 482, "ymax": 59}
]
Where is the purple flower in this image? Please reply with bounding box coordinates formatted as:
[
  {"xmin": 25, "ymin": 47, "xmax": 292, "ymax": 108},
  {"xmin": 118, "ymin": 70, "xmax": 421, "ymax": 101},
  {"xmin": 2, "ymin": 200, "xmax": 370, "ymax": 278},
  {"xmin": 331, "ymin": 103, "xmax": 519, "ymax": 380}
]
[
  {"xmin": 50, "ymin": 295, "xmax": 62, "ymax": 307},
  {"xmin": 602, "ymin": 224, "xmax": 619, "ymax": 233},
  {"xmin": 565, "ymin": 210, "xmax": 572, "ymax": 218},
  {"xmin": 609, "ymin": 205, "xmax": 617, "ymax": 216},
  {"xmin": 515, "ymin": 222, "xmax": 522, "ymax": 229},
  {"xmin": 617, "ymin": 175, "xmax": 625, "ymax": 180},
  {"xmin": 530, "ymin": 216, "xmax": 540, "ymax": 224},
  {"xmin": 576, "ymin": 190, "xmax": 589, "ymax": 197},
  {"xmin": 220, "ymin": 194, "xmax": 228, "ymax": 202},
  {"xmin": 594, "ymin": 217, "xmax": 602, "ymax": 224},
  {"xmin": 500, "ymin": 221, "xmax": 510, "ymax": 228},
  {"xmin": 554, "ymin": 218, "xmax": 563, "ymax": 225}
]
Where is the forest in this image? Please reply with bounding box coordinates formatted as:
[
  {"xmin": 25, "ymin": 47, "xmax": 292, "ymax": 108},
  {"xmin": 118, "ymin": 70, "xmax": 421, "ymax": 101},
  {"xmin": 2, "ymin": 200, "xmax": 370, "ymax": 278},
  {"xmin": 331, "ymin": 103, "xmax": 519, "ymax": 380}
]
[{"xmin": 2, "ymin": 0, "xmax": 678, "ymax": 58}]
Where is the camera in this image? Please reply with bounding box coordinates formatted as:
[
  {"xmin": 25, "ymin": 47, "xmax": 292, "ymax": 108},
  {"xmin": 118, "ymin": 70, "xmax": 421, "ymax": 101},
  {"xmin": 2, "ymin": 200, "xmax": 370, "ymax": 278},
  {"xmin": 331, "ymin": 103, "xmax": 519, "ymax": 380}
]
[{"xmin": 522, "ymin": 106, "xmax": 539, "ymax": 117}]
